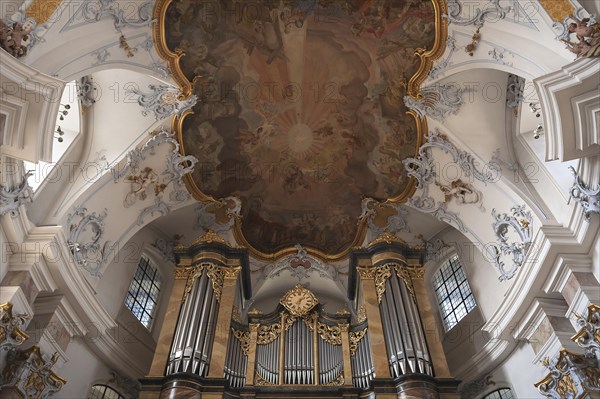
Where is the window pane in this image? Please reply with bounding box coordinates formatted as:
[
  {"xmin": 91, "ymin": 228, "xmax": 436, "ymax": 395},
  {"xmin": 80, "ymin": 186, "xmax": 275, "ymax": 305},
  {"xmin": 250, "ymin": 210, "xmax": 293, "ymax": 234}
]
[
  {"xmin": 89, "ymin": 385, "xmax": 124, "ymax": 399},
  {"xmin": 432, "ymin": 256, "xmax": 476, "ymax": 331},
  {"xmin": 125, "ymin": 256, "xmax": 161, "ymax": 329},
  {"xmin": 484, "ymin": 389, "xmax": 514, "ymax": 399}
]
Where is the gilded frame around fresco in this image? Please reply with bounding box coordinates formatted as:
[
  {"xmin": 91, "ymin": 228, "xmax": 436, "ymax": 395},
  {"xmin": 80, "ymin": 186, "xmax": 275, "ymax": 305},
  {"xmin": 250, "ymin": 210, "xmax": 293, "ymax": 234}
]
[{"xmin": 153, "ymin": 0, "xmax": 449, "ymax": 263}]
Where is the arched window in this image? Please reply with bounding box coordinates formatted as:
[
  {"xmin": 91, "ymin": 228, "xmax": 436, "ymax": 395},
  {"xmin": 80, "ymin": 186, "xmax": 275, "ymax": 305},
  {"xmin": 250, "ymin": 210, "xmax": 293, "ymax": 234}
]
[
  {"xmin": 483, "ymin": 388, "xmax": 514, "ymax": 399},
  {"xmin": 89, "ymin": 384, "xmax": 124, "ymax": 399},
  {"xmin": 432, "ymin": 254, "xmax": 476, "ymax": 331},
  {"xmin": 124, "ymin": 254, "xmax": 161, "ymax": 328}
]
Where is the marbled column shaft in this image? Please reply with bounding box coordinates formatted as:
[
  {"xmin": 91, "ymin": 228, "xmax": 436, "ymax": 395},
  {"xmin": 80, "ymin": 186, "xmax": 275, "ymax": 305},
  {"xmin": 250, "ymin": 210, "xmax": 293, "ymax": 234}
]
[
  {"xmin": 361, "ymin": 277, "xmax": 391, "ymax": 379},
  {"xmin": 246, "ymin": 324, "xmax": 259, "ymax": 385},
  {"xmin": 412, "ymin": 278, "xmax": 451, "ymax": 378},
  {"xmin": 149, "ymin": 279, "xmax": 187, "ymax": 376},
  {"xmin": 339, "ymin": 324, "xmax": 353, "ymax": 385}
]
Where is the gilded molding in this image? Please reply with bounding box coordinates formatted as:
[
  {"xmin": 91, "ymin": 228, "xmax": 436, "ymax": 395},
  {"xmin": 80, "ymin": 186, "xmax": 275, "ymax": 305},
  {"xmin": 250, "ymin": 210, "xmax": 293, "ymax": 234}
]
[
  {"xmin": 349, "ymin": 328, "xmax": 368, "ymax": 357},
  {"xmin": 0, "ymin": 303, "xmax": 29, "ymax": 350},
  {"xmin": 231, "ymin": 328, "xmax": 250, "ymax": 356},
  {"xmin": 152, "ymin": 0, "xmax": 449, "ymax": 263}
]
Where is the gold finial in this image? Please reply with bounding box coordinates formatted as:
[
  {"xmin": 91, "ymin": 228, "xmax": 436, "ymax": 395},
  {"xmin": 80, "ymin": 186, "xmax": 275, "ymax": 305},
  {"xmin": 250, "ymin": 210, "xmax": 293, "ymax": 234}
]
[
  {"xmin": 192, "ymin": 230, "xmax": 228, "ymax": 245},
  {"xmin": 368, "ymin": 231, "xmax": 406, "ymax": 247}
]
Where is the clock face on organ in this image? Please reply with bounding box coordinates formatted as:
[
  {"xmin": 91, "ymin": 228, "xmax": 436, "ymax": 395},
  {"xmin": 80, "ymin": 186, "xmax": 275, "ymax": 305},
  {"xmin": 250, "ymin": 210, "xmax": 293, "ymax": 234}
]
[{"xmin": 280, "ymin": 284, "xmax": 319, "ymax": 317}]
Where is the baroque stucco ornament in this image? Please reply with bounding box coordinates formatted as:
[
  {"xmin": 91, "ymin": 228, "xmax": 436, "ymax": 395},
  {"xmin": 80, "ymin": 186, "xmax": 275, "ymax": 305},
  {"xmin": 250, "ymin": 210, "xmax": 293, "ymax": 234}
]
[
  {"xmin": 568, "ymin": 166, "xmax": 600, "ymax": 222},
  {"xmin": 490, "ymin": 205, "xmax": 533, "ymax": 280},
  {"xmin": 0, "ymin": 346, "xmax": 66, "ymax": 399},
  {"xmin": 403, "ymin": 83, "xmax": 473, "ymax": 122},
  {"xmin": 445, "ymin": 0, "xmax": 510, "ymax": 27},
  {"xmin": 111, "ymin": 127, "xmax": 198, "ymax": 226},
  {"xmin": 129, "ymin": 84, "xmax": 197, "ymax": 120},
  {"xmin": 0, "ymin": 303, "xmax": 29, "ymax": 350},
  {"xmin": 66, "ymin": 206, "xmax": 112, "ymax": 276},
  {"xmin": 0, "ymin": 171, "xmax": 33, "ymax": 217}
]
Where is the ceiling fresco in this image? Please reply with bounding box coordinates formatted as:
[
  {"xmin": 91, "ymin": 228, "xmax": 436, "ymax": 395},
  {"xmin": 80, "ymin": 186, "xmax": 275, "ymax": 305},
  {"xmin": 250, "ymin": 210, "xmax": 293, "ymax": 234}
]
[{"xmin": 156, "ymin": 0, "xmax": 445, "ymax": 258}]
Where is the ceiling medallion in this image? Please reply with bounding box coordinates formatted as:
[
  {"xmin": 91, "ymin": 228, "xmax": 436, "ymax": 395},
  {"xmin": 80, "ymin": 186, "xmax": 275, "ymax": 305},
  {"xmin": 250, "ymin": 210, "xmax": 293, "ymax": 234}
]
[
  {"xmin": 280, "ymin": 284, "xmax": 318, "ymax": 317},
  {"xmin": 153, "ymin": 0, "xmax": 448, "ymax": 262}
]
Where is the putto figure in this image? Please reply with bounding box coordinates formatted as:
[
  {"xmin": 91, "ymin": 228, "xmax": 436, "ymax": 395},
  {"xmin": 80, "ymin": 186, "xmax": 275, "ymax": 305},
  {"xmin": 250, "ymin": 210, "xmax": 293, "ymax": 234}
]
[
  {"xmin": 0, "ymin": 20, "xmax": 32, "ymax": 58},
  {"xmin": 563, "ymin": 15, "xmax": 600, "ymax": 58}
]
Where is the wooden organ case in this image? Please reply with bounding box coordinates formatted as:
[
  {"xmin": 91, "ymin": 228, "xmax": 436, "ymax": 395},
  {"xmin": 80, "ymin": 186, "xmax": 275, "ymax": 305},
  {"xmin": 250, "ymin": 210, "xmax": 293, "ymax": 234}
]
[{"xmin": 139, "ymin": 234, "xmax": 461, "ymax": 399}]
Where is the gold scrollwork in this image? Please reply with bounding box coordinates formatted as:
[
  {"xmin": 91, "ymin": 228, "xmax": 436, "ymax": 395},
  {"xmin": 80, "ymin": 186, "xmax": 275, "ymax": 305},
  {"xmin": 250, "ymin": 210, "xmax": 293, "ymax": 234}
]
[
  {"xmin": 192, "ymin": 229, "xmax": 229, "ymax": 246},
  {"xmin": 257, "ymin": 322, "xmax": 282, "ymax": 345},
  {"xmin": 180, "ymin": 263, "xmax": 206, "ymax": 303},
  {"xmin": 206, "ymin": 264, "xmax": 225, "ymax": 303},
  {"xmin": 324, "ymin": 374, "xmax": 345, "ymax": 386},
  {"xmin": 231, "ymin": 328, "xmax": 250, "ymax": 356},
  {"xmin": 374, "ymin": 264, "xmax": 392, "ymax": 304},
  {"xmin": 357, "ymin": 305, "xmax": 367, "ymax": 324},
  {"xmin": 317, "ymin": 322, "xmax": 342, "ymax": 346},
  {"xmin": 349, "ymin": 328, "xmax": 368, "ymax": 357},
  {"xmin": 0, "ymin": 302, "xmax": 29, "ymax": 348},
  {"xmin": 254, "ymin": 372, "xmax": 274, "ymax": 386}
]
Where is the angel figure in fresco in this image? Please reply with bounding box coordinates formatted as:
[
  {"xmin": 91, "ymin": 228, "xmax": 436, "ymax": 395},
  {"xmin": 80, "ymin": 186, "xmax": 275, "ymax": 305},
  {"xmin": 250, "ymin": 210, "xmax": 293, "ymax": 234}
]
[{"xmin": 283, "ymin": 164, "xmax": 310, "ymax": 194}]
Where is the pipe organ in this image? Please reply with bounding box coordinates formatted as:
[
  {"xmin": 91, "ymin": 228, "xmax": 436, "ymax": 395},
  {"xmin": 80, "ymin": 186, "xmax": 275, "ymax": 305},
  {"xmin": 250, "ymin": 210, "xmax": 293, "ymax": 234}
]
[
  {"xmin": 166, "ymin": 264, "xmax": 219, "ymax": 376},
  {"xmin": 141, "ymin": 233, "xmax": 460, "ymax": 399},
  {"xmin": 379, "ymin": 263, "xmax": 433, "ymax": 377}
]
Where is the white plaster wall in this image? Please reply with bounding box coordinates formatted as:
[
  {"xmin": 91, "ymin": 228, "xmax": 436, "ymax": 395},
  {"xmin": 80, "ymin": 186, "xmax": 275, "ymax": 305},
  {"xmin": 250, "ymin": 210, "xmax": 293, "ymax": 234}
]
[
  {"xmin": 97, "ymin": 227, "xmax": 175, "ymax": 343},
  {"xmin": 489, "ymin": 342, "xmax": 548, "ymax": 399},
  {"xmin": 56, "ymin": 336, "xmax": 113, "ymax": 399}
]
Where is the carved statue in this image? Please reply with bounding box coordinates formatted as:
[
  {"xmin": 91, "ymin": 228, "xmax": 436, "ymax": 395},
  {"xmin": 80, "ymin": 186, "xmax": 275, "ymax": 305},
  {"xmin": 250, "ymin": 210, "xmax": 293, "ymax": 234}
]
[
  {"xmin": 124, "ymin": 167, "xmax": 161, "ymax": 207},
  {"xmin": 0, "ymin": 20, "xmax": 32, "ymax": 58},
  {"xmin": 437, "ymin": 179, "xmax": 485, "ymax": 211},
  {"xmin": 564, "ymin": 15, "xmax": 600, "ymax": 58}
]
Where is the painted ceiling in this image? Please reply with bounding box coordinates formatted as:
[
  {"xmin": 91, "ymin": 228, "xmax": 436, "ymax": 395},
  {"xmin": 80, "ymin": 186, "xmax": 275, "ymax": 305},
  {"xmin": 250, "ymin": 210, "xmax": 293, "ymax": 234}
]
[{"xmin": 160, "ymin": 0, "xmax": 440, "ymax": 256}]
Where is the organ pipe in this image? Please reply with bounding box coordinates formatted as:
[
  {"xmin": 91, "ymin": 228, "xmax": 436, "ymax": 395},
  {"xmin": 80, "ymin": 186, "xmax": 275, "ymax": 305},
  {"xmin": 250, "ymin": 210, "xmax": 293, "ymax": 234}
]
[
  {"xmin": 167, "ymin": 269, "xmax": 219, "ymax": 376},
  {"xmin": 379, "ymin": 269, "xmax": 433, "ymax": 378}
]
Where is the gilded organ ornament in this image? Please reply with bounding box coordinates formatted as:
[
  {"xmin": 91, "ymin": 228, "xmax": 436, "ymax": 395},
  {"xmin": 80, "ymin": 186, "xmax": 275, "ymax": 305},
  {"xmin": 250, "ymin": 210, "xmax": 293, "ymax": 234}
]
[{"xmin": 280, "ymin": 284, "xmax": 318, "ymax": 317}]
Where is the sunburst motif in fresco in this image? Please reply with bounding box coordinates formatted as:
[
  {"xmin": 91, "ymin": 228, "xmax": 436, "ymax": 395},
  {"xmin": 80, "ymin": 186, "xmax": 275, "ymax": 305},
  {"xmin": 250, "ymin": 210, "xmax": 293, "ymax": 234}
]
[{"xmin": 165, "ymin": 0, "xmax": 437, "ymax": 254}]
